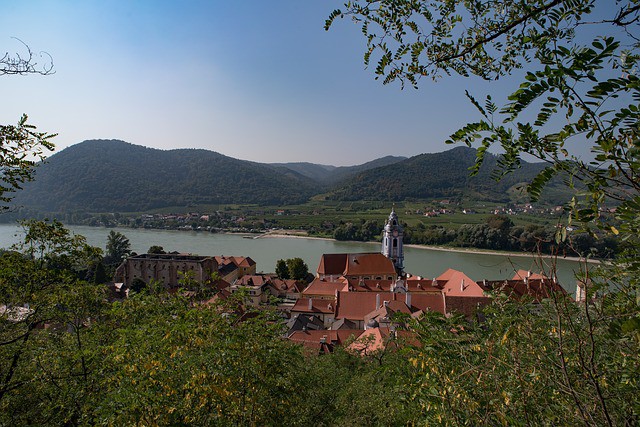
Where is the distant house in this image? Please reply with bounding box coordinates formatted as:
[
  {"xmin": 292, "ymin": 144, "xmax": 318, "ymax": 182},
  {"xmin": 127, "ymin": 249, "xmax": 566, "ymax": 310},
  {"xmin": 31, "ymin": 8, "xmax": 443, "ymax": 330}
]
[
  {"xmin": 230, "ymin": 274, "xmax": 270, "ymax": 306},
  {"xmin": 290, "ymin": 298, "xmax": 336, "ymax": 327},
  {"xmin": 267, "ymin": 278, "xmax": 305, "ymax": 300},
  {"xmin": 214, "ymin": 256, "xmax": 256, "ymax": 283}
]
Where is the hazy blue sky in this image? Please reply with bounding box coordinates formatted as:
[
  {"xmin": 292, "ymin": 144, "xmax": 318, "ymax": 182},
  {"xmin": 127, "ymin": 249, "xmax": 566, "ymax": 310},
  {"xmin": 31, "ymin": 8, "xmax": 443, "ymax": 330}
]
[{"xmin": 1, "ymin": 1, "xmax": 530, "ymax": 165}]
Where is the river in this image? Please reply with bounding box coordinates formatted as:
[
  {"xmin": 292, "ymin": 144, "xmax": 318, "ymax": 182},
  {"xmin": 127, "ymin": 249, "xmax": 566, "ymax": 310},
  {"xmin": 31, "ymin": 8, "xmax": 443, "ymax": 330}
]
[{"xmin": 0, "ymin": 224, "xmax": 588, "ymax": 293}]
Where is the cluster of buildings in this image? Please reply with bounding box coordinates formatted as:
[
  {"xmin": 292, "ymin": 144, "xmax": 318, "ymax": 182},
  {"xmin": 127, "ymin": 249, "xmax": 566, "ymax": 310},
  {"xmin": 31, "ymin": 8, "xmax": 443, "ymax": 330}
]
[{"xmin": 113, "ymin": 208, "xmax": 568, "ymax": 355}]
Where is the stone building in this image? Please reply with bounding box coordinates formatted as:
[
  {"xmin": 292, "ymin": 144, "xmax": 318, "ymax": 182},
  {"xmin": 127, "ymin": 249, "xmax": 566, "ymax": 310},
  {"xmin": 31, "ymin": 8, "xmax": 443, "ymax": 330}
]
[{"xmin": 115, "ymin": 253, "xmax": 218, "ymax": 289}]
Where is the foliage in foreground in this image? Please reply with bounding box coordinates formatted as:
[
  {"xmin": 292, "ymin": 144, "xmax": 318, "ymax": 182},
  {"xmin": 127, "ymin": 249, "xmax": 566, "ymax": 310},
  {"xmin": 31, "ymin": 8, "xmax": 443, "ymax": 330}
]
[{"xmin": 0, "ymin": 220, "xmax": 638, "ymax": 426}]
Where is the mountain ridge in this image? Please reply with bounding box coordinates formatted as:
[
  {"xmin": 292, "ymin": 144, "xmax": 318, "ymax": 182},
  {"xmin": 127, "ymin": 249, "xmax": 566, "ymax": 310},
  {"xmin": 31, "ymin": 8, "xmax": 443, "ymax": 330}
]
[{"xmin": 12, "ymin": 139, "xmax": 562, "ymax": 213}]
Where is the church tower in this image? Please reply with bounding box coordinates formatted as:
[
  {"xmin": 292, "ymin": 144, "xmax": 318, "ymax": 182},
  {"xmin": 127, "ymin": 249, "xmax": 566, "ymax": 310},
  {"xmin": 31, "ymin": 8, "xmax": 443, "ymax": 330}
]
[{"xmin": 381, "ymin": 207, "xmax": 404, "ymax": 272}]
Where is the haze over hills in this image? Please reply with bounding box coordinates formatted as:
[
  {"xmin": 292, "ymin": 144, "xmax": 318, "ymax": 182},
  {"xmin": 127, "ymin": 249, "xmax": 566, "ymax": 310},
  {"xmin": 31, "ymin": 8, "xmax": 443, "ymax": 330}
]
[
  {"xmin": 270, "ymin": 156, "xmax": 407, "ymax": 184},
  {"xmin": 12, "ymin": 139, "xmax": 562, "ymax": 213}
]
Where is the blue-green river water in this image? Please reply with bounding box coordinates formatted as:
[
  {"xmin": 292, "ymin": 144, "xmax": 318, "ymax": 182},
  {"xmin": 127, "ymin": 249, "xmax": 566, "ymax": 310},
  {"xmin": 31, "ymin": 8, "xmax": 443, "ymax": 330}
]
[{"xmin": 0, "ymin": 224, "xmax": 590, "ymax": 293}]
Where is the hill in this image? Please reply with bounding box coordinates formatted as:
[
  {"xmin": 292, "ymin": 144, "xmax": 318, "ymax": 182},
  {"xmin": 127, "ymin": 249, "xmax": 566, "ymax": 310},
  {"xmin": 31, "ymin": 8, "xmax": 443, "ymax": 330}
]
[
  {"xmin": 324, "ymin": 146, "xmax": 567, "ymax": 203},
  {"xmin": 12, "ymin": 141, "xmax": 567, "ymax": 214},
  {"xmin": 270, "ymin": 155, "xmax": 406, "ymax": 185},
  {"xmin": 14, "ymin": 140, "xmax": 318, "ymax": 212}
]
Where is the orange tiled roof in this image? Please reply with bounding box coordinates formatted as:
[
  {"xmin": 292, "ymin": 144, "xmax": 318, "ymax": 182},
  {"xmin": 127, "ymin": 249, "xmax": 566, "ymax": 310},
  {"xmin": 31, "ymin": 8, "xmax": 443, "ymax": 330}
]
[
  {"xmin": 335, "ymin": 291, "xmax": 394, "ymax": 321},
  {"xmin": 303, "ymin": 278, "xmax": 348, "ymax": 296},
  {"xmin": 347, "ymin": 327, "xmax": 391, "ymax": 354},
  {"xmin": 344, "ymin": 253, "xmax": 396, "ymax": 276},
  {"xmin": 317, "ymin": 253, "xmax": 396, "ymax": 277},
  {"xmin": 291, "ymin": 298, "xmax": 336, "ymax": 314},
  {"xmin": 437, "ymin": 269, "xmax": 485, "ymax": 297},
  {"xmin": 214, "ymin": 256, "xmax": 256, "ymax": 268},
  {"xmin": 483, "ymin": 279, "xmax": 566, "ymax": 301},
  {"xmin": 405, "ymin": 278, "xmax": 445, "ymax": 292},
  {"xmin": 270, "ymin": 278, "xmax": 304, "ymax": 293},
  {"xmin": 345, "ymin": 278, "xmax": 393, "ymax": 292},
  {"xmin": 512, "ymin": 269, "xmax": 547, "ymax": 281},
  {"xmin": 317, "ymin": 253, "xmax": 348, "ymax": 276},
  {"xmin": 408, "ymin": 293, "xmax": 447, "ymax": 315},
  {"xmin": 235, "ymin": 275, "xmax": 269, "ymax": 287},
  {"xmin": 445, "ymin": 295, "xmax": 492, "ymax": 318}
]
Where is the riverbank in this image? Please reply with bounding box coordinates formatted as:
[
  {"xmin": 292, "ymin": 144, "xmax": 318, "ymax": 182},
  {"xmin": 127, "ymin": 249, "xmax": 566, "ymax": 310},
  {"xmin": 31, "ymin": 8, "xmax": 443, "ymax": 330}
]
[{"xmin": 253, "ymin": 229, "xmax": 599, "ymax": 264}]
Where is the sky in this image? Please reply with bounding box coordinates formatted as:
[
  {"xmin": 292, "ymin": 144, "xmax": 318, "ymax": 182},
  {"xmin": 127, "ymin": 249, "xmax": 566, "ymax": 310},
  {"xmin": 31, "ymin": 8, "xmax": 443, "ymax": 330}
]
[{"xmin": 0, "ymin": 1, "xmax": 571, "ymax": 166}]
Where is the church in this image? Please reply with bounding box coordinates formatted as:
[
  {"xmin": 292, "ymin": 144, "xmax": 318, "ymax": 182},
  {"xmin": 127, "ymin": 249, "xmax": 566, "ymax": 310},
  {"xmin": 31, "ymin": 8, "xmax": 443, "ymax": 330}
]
[{"xmin": 316, "ymin": 207, "xmax": 406, "ymax": 282}]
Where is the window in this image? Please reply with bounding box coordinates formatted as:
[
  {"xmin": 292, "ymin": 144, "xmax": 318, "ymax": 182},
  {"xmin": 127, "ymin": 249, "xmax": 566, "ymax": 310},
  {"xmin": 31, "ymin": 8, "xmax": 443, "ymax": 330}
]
[{"xmin": 393, "ymin": 238, "xmax": 398, "ymax": 247}]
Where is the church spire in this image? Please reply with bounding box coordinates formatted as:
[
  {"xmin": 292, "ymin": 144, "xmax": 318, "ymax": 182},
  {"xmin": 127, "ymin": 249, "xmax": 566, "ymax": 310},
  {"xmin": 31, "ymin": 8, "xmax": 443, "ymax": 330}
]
[{"xmin": 381, "ymin": 207, "xmax": 404, "ymax": 272}]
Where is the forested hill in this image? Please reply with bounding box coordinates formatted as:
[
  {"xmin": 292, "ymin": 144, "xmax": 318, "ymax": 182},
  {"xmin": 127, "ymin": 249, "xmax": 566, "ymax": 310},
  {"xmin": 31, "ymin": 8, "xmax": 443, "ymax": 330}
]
[
  {"xmin": 14, "ymin": 140, "xmax": 319, "ymax": 212},
  {"xmin": 325, "ymin": 146, "xmax": 560, "ymax": 202},
  {"xmin": 271, "ymin": 155, "xmax": 406, "ymax": 184},
  {"xmin": 13, "ymin": 141, "xmax": 562, "ymax": 213}
]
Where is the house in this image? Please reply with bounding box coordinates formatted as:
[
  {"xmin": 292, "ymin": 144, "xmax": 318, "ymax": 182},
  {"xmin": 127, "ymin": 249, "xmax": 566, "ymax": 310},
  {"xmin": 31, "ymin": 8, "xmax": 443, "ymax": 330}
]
[
  {"xmin": 267, "ymin": 278, "xmax": 305, "ymax": 300},
  {"xmin": 290, "ymin": 298, "xmax": 337, "ymax": 327},
  {"xmin": 214, "ymin": 256, "xmax": 257, "ymax": 283},
  {"xmin": 230, "ymin": 274, "xmax": 270, "ymax": 306},
  {"xmin": 285, "ymin": 313, "xmax": 326, "ymax": 337}
]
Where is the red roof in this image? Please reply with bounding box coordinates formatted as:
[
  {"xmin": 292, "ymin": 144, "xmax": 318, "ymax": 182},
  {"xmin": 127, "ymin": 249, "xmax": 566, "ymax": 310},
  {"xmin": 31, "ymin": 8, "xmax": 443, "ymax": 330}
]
[
  {"xmin": 291, "ymin": 298, "xmax": 336, "ymax": 314},
  {"xmin": 345, "ymin": 278, "xmax": 393, "ymax": 292},
  {"xmin": 512, "ymin": 269, "xmax": 547, "ymax": 281},
  {"xmin": 317, "ymin": 253, "xmax": 348, "ymax": 276},
  {"xmin": 437, "ymin": 269, "xmax": 485, "ymax": 297},
  {"xmin": 344, "ymin": 253, "xmax": 396, "ymax": 276},
  {"xmin": 270, "ymin": 278, "xmax": 304, "ymax": 293},
  {"xmin": 445, "ymin": 295, "xmax": 492, "ymax": 318},
  {"xmin": 408, "ymin": 293, "xmax": 446, "ymax": 315},
  {"xmin": 317, "ymin": 253, "xmax": 396, "ymax": 277},
  {"xmin": 482, "ymin": 279, "xmax": 566, "ymax": 301},
  {"xmin": 214, "ymin": 256, "xmax": 256, "ymax": 268},
  {"xmin": 335, "ymin": 292, "xmax": 394, "ymax": 321},
  {"xmin": 405, "ymin": 278, "xmax": 445, "ymax": 293},
  {"xmin": 302, "ymin": 278, "xmax": 348, "ymax": 297}
]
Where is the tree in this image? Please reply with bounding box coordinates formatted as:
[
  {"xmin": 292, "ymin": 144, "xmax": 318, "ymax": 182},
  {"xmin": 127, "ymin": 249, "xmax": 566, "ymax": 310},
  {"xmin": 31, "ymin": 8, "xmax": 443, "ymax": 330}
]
[
  {"xmin": 275, "ymin": 259, "xmax": 290, "ymax": 279},
  {"xmin": 1, "ymin": 38, "xmax": 54, "ymax": 76},
  {"xmin": 147, "ymin": 245, "xmax": 166, "ymax": 254},
  {"xmin": 286, "ymin": 257, "xmax": 309, "ymax": 281},
  {"xmin": 105, "ymin": 230, "xmax": 131, "ymax": 265},
  {"xmin": 0, "ymin": 41, "xmax": 55, "ymax": 210},
  {"xmin": 0, "ymin": 116, "xmax": 55, "ymax": 210},
  {"xmin": 327, "ymin": 1, "xmax": 640, "ymax": 424},
  {"xmin": 325, "ymin": 1, "xmax": 639, "ymax": 229},
  {"xmin": 0, "ymin": 221, "xmax": 106, "ymax": 425}
]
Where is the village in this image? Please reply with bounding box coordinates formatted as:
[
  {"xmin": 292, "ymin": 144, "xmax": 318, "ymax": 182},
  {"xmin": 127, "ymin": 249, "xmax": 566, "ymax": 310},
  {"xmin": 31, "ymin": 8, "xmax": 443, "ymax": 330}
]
[{"xmin": 112, "ymin": 208, "xmax": 577, "ymax": 356}]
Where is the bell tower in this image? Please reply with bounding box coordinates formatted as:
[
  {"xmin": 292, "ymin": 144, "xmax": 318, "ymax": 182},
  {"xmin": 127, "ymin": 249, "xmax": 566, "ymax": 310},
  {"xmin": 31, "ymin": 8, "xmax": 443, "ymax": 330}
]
[{"xmin": 381, "ymin": 207, "xmax": 404, "ymax": 272}]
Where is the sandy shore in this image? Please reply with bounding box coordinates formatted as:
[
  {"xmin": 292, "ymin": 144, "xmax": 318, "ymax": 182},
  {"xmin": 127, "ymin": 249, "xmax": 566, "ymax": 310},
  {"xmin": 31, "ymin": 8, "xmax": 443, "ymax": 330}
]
[
  {"xmin": 255, "ymin": 230, "xmax": 599, "ymax": 264},
  {"xmin": 254, "ymin": 230, "xmax": 336, "ymax": 242}
]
